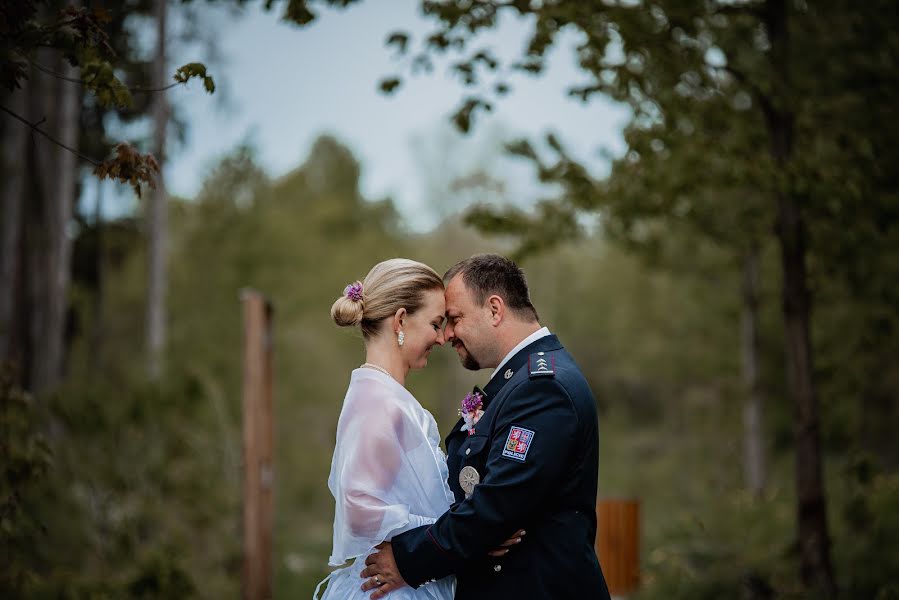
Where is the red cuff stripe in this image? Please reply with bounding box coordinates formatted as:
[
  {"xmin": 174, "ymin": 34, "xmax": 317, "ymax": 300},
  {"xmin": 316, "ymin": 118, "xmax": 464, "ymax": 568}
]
[{"xmin": 426, "ymin": 526, "xmax": 453, "ymax": 558}]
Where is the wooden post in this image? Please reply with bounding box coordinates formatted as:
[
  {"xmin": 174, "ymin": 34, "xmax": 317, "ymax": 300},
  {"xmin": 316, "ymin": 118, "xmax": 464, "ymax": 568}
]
[
  {"xmin": 596, "ymin": 498, "xmax": 640, "ymax": 597},
  {"xmin": 241, "ymin": 290, "xmax": 274, "ymax": 600}
]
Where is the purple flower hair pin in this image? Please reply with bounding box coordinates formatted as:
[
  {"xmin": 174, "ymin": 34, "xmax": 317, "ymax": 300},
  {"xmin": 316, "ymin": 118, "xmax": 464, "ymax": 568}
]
[{"xmin": 344, "ymin": 282, "xmax": 363, "ymax": 302}]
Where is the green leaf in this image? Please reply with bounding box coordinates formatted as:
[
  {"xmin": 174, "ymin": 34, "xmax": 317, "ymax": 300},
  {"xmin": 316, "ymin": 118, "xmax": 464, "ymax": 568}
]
[
  {"xmin": 386, "ymin": 31, "xmax": 410, "ymax": 54},
  {"xmin": 378, "ymin": 77, "xmax": 402, "ymax": 95},
  {"xmin": 282, "ymin": 0, "xmax": 315, "ymax": 26},
  {"xmin": 451, "ymin": 97, "xmax": 492, "ymax": 134},
  {"xmin": 173, "ymin": 62, "xmax": 215, "ymax": 94},
  {"xmin": 80, "ymin": 58, "xmax": 134, "ymax": 109}
]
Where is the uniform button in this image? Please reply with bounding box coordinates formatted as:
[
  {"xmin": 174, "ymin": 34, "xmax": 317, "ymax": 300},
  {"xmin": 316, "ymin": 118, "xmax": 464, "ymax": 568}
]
[
  {"xmin": 493, "ymin": 564, "xmax": 502, "ymax": 572},
  {"xmin": 465, "ymin": 448, "xmax": 471, "ymax": 455}
]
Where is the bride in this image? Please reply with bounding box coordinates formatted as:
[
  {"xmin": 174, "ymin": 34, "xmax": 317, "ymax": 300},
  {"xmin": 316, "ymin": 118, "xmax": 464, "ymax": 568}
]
[{"xmin": 314, "ymin": 259, "xmax": 456, "ymax": 599}]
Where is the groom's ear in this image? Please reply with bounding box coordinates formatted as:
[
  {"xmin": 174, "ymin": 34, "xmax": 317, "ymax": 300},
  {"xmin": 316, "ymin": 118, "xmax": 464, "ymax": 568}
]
[{"xmin": 486, "ymin": 294, "xmax": 505, "ymax": 326}]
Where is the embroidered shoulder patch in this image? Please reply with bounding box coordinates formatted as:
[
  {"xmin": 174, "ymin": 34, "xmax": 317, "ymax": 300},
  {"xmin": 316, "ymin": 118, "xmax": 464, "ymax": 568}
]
[
  {"xmin": 502, "ymin": 426, "xmax": 535, "ymax": 462},
  {"xmin": 528, "ymin": 352, "xmax": 555, "ymax": 377}
]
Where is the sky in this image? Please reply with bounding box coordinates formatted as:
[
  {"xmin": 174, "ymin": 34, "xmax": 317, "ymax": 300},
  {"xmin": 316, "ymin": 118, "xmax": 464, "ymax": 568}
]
[{"xmin": 114, "ymin": 0, "xmax": 632, "ymax": 231}]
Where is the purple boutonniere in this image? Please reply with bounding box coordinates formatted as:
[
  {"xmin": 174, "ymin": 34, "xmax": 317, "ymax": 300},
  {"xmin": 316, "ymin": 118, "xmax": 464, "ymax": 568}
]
[{"xmin": 459, "ymin": 391, "xmax": 484, "ymax": 436}]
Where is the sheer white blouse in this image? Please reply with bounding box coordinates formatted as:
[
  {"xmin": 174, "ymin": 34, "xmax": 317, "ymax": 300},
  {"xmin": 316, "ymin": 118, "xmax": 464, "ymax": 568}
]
[{"xmin": 314, "ymin": 368, "xmax": 455, "ymax": 599}]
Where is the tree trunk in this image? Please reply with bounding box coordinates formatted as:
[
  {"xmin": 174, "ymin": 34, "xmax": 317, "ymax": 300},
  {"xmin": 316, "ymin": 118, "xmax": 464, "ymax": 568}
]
[
  {"xmin": 740, "ymin": 242, "xmax": 765, "ymax": 497},
  {"xmin": 0, "ymin": 83, "xmax": 29, "ymax": 373},
  {"xmin": 90, "ymin": 182, "xmax": 105, "ymax": 377},
  {"xmin": 764, "ymin": 0, "xmax": 836, "ymax": 595},
  {"xmin": 146, "ymin": 0, "xmax": 170, "ymax": 380},
  {"xmin": 24, "ymin": 47, "xmax": 80, "ymax": 395},
  {"xmin": 775, "ymin": 188, "xmax": 837, "ymax": 597}
]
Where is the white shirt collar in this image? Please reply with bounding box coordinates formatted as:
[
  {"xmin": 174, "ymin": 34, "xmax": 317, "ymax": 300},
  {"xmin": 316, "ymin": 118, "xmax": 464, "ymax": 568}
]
[{"xmin": 490, "ymin": 326, "xmax": 551, "ymax": 381}]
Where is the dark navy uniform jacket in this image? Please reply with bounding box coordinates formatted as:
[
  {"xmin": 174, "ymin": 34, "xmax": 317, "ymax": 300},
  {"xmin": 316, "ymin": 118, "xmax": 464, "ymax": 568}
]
[{"xmin": 392, "ymin": 334, "xmax": 611, "ymax": 599}]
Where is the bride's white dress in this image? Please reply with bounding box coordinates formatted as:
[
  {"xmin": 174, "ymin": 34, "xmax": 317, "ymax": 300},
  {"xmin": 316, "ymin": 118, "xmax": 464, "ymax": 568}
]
[{"xmin": 314, "ymin": 368, "xmax": 456, "ymax": 599}]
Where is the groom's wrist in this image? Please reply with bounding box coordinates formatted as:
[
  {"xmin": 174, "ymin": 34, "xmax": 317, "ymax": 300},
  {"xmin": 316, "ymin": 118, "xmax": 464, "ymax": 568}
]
[{"xmin": 392, "ymin": 525, "xmax": 453, "ymax": 588}]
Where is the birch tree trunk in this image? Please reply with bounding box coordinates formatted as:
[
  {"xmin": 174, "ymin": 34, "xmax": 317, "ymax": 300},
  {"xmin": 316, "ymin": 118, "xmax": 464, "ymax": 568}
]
[
  {"xmin": 146, "ymin": 0, "xmax": 170, "ymax": 380},
  {"xmin": 740, "ymin": 242, "xmax": 765, "ymax": 497},
  {"xmin": 90, "ymin": 182, "xmax": 105, "ymax": 377}
]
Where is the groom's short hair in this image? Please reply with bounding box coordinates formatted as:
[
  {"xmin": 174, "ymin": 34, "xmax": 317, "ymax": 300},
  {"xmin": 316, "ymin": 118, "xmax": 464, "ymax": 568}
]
[{"xmin": 444, "ymin": 254, "xmax": 539, "ymax": 322}]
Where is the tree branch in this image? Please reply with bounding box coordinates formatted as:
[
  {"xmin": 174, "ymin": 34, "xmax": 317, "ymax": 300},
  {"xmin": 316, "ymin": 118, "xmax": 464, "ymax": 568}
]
[
  {"xmin": 713, "ymin": 63, "xmax": 777, "ymax": 121},
  {"xmin": 28, "ymin": 59, "xmax": 187, "ymax": 94},
  {"xmin": 0, "ymin": 104, "xmax": 100, "ymax": 167},
  {"xmin": 130, "ymin": 81, "xmax": 183, "ymax": 94},
  {"xmin": 28, "ymin": 60, "xmax": 83, "ymax": 85}
]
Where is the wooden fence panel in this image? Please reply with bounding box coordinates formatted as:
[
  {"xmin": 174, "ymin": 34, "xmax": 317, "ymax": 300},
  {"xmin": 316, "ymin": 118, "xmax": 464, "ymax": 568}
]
[{"xmin": 596, "ymin": 498, "xmax": 640, "ymax": 596}]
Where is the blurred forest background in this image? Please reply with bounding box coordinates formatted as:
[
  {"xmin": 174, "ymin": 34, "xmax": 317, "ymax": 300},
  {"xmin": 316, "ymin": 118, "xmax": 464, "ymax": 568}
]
[{"xmin": 2, "ymin": 1, "xmax": 898, "ymax": 599}]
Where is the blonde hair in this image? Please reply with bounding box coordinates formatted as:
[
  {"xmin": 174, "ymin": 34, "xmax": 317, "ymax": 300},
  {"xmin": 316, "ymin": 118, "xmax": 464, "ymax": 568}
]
[{"xmin": 331, "ymin": 258, "xmax": 443, "ymax": 339}]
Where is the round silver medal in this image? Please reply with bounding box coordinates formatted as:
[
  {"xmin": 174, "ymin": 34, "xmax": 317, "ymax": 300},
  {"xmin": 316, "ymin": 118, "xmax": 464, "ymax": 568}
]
[{"xmin": 459, "ymin": 465, "xmax": 480, "ymax": 498}]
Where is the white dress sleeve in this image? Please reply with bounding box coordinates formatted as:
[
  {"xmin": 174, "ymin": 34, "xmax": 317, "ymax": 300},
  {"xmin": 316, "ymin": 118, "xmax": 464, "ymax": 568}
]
[{"xmin": 326, "ymin": 373, "xmax": 442, "ymax": 566}]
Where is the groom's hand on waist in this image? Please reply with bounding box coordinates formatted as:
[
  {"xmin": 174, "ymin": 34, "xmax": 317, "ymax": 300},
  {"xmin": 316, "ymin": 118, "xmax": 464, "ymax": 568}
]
[{"xmin": 361, "ymin": 542, "xmax": 408, "ymax": 599}]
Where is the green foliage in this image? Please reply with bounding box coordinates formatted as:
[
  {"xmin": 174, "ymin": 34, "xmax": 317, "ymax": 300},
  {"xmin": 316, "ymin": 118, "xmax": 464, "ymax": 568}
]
[
  {"xmin": 385, "ymin": 31, "xmax": 409, "ymax": 54},
  {"xmin": 174, "ymin": 62, "xmax": 215, "ymax": 94},
  {"xmin": 261, "ymin": 0, "xmax": 363, "ymax": 27},
  {"xmin": 126, "ymin": 554, "xmax": 197, "ymax": 599},
  {"xmin": 397, "ymin": 0, "xmax": 899, "ymax": 302},
  {"xmin": 465, "ymin": 200, "xmax": 580, "ymax": 262},
  {"xmin": 600, "ymin": 394, "xmax": 899, "ymax": 600},
  {"xmin": 78, "ymin": 48, "xmax": 134, "ymax": 109},
  {"xmin": 0, "ymin": 365, "xmax": 53, "ymax": 597},
  {"xmin": 1, "ymin": 1, "xmax": 216, "ymax": 191},
  {"xmin": 9, "ymin": 372, "xmax": 241, "ymax": 598},
  {"xmin": 1, "ymin": 4, "xmax": 115, "ymax": 93},
  {"xmin": 378, "ymin": 77, "xmax": 401, "ymax": 94},
  {"xmin": 836, "ymin": 455, "xmax": 899, "ymax": 599},
  {"xmin": 451, "ymin": 97, "xmax": 492, "ymax": 134}
]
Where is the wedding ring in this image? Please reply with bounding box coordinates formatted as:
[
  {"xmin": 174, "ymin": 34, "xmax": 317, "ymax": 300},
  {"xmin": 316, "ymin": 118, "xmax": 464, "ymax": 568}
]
[{"xmin": 375, "ymin": 575, "xmax": 382, "ymax": 586}]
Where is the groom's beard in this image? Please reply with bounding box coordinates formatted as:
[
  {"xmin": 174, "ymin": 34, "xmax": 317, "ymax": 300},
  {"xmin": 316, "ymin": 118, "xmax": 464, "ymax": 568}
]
[{"xmin": 453, "ymin": 340, "xmax": 481, "ymax": 371}]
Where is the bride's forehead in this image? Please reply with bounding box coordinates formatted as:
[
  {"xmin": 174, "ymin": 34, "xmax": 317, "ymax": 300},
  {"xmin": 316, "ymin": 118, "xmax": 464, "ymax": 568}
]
[{"xmin": 422, "ymin": 288, "xmax": 446, "ymax": 306}]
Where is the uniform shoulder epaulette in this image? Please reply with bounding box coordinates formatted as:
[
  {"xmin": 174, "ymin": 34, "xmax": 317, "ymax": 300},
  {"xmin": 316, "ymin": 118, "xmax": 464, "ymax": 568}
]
[{"xmin": 528, "ymin": 351, "xmax": 556, "ymax": 378}]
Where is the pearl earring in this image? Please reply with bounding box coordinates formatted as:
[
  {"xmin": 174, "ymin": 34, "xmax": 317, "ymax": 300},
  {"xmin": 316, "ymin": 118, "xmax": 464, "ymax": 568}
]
[{"xmin": 397, "ymin": 331, "xmax": 405, "ymax": 346}]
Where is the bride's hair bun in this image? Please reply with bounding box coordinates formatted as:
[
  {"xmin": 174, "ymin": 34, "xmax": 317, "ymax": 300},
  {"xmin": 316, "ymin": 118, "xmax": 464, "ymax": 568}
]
[
  {"xmin": 330, "ymin": 259, "xmax": 443, "ymax": 339},
  {"xmin": 331, "ymin": 281, "xmax": 364, "ymax": 327}
]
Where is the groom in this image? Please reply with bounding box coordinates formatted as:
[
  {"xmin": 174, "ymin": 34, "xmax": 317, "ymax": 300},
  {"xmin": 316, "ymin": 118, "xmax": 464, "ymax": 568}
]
[{"xmin": 362, "ymin": 254, "xmax": 611, "ymax": 599}]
